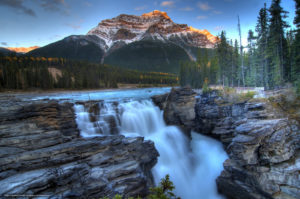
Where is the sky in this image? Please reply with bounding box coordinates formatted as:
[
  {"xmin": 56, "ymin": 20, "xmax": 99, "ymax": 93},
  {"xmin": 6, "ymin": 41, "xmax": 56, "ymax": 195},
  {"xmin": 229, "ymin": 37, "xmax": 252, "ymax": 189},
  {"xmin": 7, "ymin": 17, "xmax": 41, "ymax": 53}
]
[{"xmin": 0, "ymin": 0, "xmax": 297, "ymax": 48}]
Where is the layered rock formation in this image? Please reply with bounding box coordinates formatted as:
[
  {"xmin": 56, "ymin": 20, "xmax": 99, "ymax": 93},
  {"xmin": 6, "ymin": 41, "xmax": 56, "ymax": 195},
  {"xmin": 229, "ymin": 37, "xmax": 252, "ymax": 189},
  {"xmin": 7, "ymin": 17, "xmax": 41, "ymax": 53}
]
[
  {"xmin": 88, "ymin": 10, "xmax": 218, "ymax": 51},
  {"xmin": 154, "ymin": 88, "xmax": 300, "ymax": 199},
  {"xmin": 0, "ymin": 98, "xmax": 158, "ymax": 198},
  {"xmin": 152, "ymin": 87, "xmax": 197, "ymax": 134},
  {"xmin": 196, "ymin": 91, "xmax": 300, "ymax": 199}
]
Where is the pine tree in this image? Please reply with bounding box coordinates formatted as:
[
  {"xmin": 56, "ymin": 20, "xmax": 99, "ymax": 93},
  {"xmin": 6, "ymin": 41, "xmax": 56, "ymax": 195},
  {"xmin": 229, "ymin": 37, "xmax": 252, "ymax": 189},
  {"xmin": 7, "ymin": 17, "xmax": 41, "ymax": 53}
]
[
  {"xmin": 256, "ymin": 3, "xmax": 269, "ymax": 88},
  {"xmin": 267, "ymin": 0, "xmax": 290, "ymax": 88},
  {"xmin": 293, "ymin": 0, "xmax": 300, "ymax": 83},
  {"xmin": 233, "ymin": 40, "xmax": 240, "ymax": 86},
  {"xmin": 210, "ymin": 55, "xmax": 220, "ymax": 85},
  {"xmin": 217, "ymin": 31, "xmax": 231, "ymax": 86},
  {"xmin": 247, "ymin": 29, "xmax": 257, "ymax": 86},
  {"xmin": 238, "ymin": 16, "xmax": 245, "ymax": 87}
]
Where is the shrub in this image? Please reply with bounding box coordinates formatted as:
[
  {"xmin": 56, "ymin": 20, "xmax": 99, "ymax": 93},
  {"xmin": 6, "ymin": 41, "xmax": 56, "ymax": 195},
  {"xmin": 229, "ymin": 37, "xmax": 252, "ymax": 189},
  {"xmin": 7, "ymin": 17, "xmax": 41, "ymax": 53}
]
[
  {"xmin": 239, "ymin": 91, "xmax": 256, "ymax": 101},
  {"xmin": 148, "ymin": 174, "xmax": 180, "ymax": 199},
  {"xmin": 202, "ymin": 82, "xmax": 212, "ymax": 94},
  {"xmin": 100, "ymin": 175, "xmax": 179, "ymax": 199},
  {"xmin": 218, "ymin": 87, "xmax": 256, "ymax": 103}
]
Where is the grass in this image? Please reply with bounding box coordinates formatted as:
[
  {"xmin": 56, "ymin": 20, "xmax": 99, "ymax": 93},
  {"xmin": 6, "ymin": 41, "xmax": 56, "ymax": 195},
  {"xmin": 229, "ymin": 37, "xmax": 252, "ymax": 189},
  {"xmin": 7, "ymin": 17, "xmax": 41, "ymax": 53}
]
[
  {"xmin": 217, "ymin": 87, "xmax": 256, "ymax": 104},
  {"xmin": 268, "ymin": 89, "xmax": 300, "ymax": 123}
]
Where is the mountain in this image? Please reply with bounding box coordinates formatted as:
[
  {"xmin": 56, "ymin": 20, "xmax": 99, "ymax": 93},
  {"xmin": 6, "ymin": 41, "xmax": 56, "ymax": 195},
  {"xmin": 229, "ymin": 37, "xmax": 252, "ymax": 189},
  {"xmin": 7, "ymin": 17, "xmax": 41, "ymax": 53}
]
[
  {"xmin": 0, "ymin": 47, "xmax": 16, "ymax": 56},
  {"xmin": 29, "ymin": 35, "xmax": 105, "ymax": 63},
  {"xmin": 6, "ymin": 46, "xmax": 39, "ymax": 53},
  {"xmin": 87, "ymin": 10, "xmax": 217, "ymax": 51},
  {"xmin": 28, "ymin": 10, "xmax": 218, "ymax": 73}
]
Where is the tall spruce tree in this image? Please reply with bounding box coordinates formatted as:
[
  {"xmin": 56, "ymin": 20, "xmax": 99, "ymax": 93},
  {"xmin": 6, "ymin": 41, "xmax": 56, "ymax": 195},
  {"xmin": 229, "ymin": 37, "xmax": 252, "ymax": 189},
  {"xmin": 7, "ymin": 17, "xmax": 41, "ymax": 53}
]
[
  {"xmin": 247, "ymin": 29, "xmax": 257, "ymax": 86},
  {"xmin": 293, "ymin": 0, "xmax": 300, "ymax": 83},
  {"xmin": 238, "ymin": 16, "xmax": 245, "ymax": 87},
  {"xmin": 267, "ymin": 0, "xmax": 290, "ymax": 88},
  {"xmin": 233, "ymin": 40, "xmax": 240, "ymax": 86},
  {"xmin": 256, "ymin": 3, "xmax": 269, "ymax": 88},
  {"xmin": 217, "ymin": 31, "xmax": 231, "ymax": 86}
]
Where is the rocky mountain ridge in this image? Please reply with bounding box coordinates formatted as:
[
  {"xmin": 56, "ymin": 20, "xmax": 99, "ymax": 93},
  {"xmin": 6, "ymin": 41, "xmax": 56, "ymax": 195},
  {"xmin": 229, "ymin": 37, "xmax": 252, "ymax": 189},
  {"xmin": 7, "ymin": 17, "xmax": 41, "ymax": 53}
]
[
  {"xmin": 87, "ymin": 10, "xmax": 218, "ymax": 52},
  {"xmin": 27, "ymin": 11, "xmax": 217, "ymax": 73}
]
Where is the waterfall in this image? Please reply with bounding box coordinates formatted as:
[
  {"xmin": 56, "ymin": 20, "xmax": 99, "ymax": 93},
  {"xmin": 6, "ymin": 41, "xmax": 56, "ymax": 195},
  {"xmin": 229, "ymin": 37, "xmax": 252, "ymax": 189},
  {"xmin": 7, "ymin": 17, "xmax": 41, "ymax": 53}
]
[{"xmin": 74, "ymin": 100, "xmax": 228, "ymax": 199}]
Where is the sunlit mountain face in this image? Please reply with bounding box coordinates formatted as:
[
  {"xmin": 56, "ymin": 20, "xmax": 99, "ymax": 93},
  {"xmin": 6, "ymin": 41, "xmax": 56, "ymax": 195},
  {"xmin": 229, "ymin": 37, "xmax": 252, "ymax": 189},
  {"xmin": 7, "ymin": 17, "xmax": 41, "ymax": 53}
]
[
  {"xmin": 87, "ymin": 10, "xmax": 218, "ymax": 51},
  {"xmin": 6, "ymin": 46, "xmax": 39, "ymax": 53},
  {"xmin": 26, "ymin": 10, "xmax": 218, "ymax": 73}
]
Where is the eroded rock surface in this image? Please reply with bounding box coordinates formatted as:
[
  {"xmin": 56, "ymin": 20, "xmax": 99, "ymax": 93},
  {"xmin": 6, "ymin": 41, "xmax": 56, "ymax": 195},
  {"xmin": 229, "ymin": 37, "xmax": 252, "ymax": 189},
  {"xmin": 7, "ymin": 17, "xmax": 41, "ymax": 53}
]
[
  {"xmin": 197, "ymin": 91, "xmax": 300, "ymax": 199},
  {"xmin": 152, "ymin": 87, "xmax": 196, "ymax": 130},
  {"xmin": 0, "ymin": 98, "xmax": 158, "ymax": 198},
  {"xmin": 154, "ymin": 88, "xmax": 300, "ymax": 199}
]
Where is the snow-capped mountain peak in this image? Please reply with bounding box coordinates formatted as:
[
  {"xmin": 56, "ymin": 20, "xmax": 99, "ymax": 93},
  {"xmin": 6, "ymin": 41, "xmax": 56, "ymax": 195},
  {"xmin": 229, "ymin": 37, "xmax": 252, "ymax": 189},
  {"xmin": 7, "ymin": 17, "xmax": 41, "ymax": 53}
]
[{"xmin": 87, "ymin": 10, "xmax": 217, "ymax": 51}]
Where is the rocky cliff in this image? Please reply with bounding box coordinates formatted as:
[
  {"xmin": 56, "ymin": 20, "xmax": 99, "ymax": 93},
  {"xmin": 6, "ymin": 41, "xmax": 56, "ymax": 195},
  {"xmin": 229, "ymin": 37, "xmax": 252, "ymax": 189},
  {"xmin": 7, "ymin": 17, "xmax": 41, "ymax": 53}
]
[
  {"xmin": 88, "ymin": 10, "xmax": 217, "ymax": 52},
  {"xmin": 0, "ymin": 98, "xmax": 158, "ymax": 198},
  {"xmin": 153, "ymin": 88, "xmax": 300, "ymax": 199},
  {"xmin": 152, "ymin": 87, "xmax": 197, "ymax": 135}
]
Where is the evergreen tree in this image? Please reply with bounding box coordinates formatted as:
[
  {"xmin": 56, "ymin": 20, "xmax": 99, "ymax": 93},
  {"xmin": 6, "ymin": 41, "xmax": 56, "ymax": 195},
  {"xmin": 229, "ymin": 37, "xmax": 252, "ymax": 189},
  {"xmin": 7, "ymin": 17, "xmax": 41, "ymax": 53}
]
[
  {"xmin": 217, "ymin": 31, "xmax": 231, "ymax": 86},
  {"xmin": 238, "ymin": 16, "xmax": 245, "ymax": 87},
  {"xmin": 256, "ymin": 3, "xmax": 269, "ymax": 88},
  {"xmin": 233, "ymin": 40, "xmax": 240, "ymax": 86},
  {"xmin": 247, "ymin": 29, "xmax": 257, "ymax": 86},
  {"xmin": 293, "ymin": 0, "xmax": 300, "ymax": 83},
  {"xmin": 267, "ymin": 0, "xmax": 290, "ymax": 88}
]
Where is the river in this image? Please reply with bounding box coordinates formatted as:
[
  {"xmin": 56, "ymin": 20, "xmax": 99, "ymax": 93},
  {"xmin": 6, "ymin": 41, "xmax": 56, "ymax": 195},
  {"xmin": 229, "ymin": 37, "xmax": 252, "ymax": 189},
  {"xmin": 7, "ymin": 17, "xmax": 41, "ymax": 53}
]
[{"xmin": 30, "ymin": 87, "xmax": 228, "ymax": 199}]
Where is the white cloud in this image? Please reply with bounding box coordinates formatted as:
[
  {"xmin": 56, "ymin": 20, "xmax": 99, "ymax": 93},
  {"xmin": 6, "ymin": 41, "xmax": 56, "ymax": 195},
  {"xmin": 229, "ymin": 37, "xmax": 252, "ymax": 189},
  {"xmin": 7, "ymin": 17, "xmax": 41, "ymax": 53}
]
[
  {"xmin": 180, "ymin": 6, "xmax": 194, "ymax": 11},
  {"xmin": 84, "ymin": 2, "xmax": 92, "ymax": 7},
  {"xmin": 214, "ymin": 26, "xmax": 224, "ymax": 31},
  {"xmin": 197, "ymin": 15, "xmax": 208, "ymax": 20},
  {"xmin": 161, "ymin": 1, "xmax": 175, "ymax": 8},
  {"xmin": 135, "ymin": 6, "xmax": 147, "ymax": 11},
  {"xmin": 0, "ymin": 0, "xmax": 36, "ymax": 17},
  {"xmin": 197, "ymin": 2, "xmax": 211, "ymax": 11},
  {"xmin": 1, "ymin": 42, "xmax": 8, "ymax": 46},
  {"xmin": 65, "ymin": 19, "xmax": 84, "ymax": 30},
  {"xmin": 213, "ymin": 10, "xmax": 222, "ymax": 15},
  {"xmin": 40, "ymin": 0, "xmax": 70, "ymax": 15}
]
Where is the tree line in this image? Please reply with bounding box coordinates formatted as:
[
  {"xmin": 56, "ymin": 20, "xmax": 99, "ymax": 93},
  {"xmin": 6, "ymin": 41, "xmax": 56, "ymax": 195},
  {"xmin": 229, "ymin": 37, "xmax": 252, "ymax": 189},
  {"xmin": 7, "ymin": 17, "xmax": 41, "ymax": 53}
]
[
  {"xmin": 0, "ymin": 56, "xmax": 178, "ymax": 90},
  {"xmin": 180, "ymin": 0, "xmax": 300, "ymax": 92}
]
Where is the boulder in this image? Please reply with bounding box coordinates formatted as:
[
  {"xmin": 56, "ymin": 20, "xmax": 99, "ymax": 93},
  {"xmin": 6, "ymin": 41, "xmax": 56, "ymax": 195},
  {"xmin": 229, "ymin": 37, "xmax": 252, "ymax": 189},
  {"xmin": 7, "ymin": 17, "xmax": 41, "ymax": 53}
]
[
  {"xmin": 152, "ymin": 87, "xmax": 196, "ymax": 129},
  {"xmin": 194, "ymin": 91, "xmax": 300, "ymax": 199},
  {"xmin": 0, "ymin": 99, "xmax": 158, "ymax": 198}
]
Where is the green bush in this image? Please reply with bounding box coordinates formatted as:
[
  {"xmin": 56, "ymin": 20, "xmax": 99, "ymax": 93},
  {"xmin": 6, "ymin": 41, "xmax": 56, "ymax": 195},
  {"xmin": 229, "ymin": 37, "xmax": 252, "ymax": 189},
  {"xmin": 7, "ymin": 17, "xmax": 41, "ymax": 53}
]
[
  {"xmin": 218, "ymin": 87, "xmax": 256, "ymax": 103},
  {"xmin": 148, "ymin": 175, "xmax": 180, "ymax": 199},
  {"xmin": 101, "ymin": 175, "xmax": 179, "ymax": 199},
  {"xmin": 202, "ymin": 82, "xmax": 212, "ymax": 94},
  {"xmin": 243, "ymin": 91, "xmax": 256, "ymax": 99}
]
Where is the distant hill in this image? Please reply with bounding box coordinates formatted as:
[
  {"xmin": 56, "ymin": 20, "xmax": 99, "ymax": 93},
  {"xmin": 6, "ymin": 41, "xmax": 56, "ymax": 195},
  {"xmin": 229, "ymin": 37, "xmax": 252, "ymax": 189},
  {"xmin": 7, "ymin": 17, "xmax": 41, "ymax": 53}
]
[
  {"xmin": 0, "ymin": 47, "xmax": 16, "ymax": 56},
  {"xmin": 28, "ymin": 35, "xmax": 105, "ymax": 63}
]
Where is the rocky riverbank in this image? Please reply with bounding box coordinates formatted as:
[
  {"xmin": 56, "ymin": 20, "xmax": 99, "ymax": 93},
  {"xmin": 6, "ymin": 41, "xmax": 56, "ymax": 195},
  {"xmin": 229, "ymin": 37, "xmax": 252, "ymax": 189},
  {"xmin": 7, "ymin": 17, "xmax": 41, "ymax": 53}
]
[
  {"xmin": 0, "ymin": 98, "xmax": 158, "ymax": 198},
  {"xmin": 152, "ymin": 87, "xmax": 300, "ymax": 199}
]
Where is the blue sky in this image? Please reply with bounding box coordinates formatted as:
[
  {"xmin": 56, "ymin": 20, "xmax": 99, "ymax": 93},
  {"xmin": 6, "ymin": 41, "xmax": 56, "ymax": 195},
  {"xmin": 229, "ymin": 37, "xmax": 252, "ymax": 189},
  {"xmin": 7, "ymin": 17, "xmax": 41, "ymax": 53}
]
[{"xmin": 0, "ymin": 0, "xmax": 296, "ymax": 48}]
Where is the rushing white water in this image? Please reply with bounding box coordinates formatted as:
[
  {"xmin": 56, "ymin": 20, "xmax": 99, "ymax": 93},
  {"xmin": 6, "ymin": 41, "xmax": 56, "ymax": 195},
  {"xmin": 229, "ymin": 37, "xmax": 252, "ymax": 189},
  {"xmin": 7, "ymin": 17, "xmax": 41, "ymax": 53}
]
[
  {"xmin": 74, "ymin": 99, "xmax": 228, "ymax": 199},
  {"xmin": 74, "ymin": 105, "xmax": 98, "ymax": 138}
]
